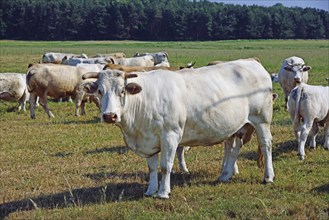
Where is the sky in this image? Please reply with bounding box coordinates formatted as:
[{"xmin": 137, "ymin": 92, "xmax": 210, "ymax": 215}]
[{"xmin": 211, "ymin": 0, "xmax": 329, "ymax": 11}]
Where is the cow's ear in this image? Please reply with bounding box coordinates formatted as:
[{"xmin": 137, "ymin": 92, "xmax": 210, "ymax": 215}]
[
  {"xmin": 125, "ymin": 83, "xmax": 142, "ymax": 95},
  {"xmin": 303, "ymin": 65, "xmax": 311, "ymax": 72},
  {"xmin": 83, "ymin": 82, "xmax": 98, "ymax": 93}
]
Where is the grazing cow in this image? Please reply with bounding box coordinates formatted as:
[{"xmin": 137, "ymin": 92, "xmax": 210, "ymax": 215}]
[
  {"xmin": 0, "ymin": 73, "xmax": 29, "ymax": 111},
  {"xmin": 42, "ymin": 52, "xmax": 88, "ymax": 63},
  {"xmin": 134, "ymin": 52, "xmax": 170, "ymax": 66},
  {"xmin": 278, "ymin": 56, "xmax": 311, "ymax": 106},
  {"xmin": 92, "ymin": 53, "xmax": 126, "ymax": 59},
  {"xmin": 82, "ymin": 58, "xmax": 275, "ymax": 198},
  {"xmin": 26, "ymin": 64, "xmax": 98, "ymax": 118},
  {"xmin": 111, "ymin": 55, "xmax": 155, "ymax": 67},
  {"xmin": 287, "ymin": 83, "xmax": 329, "ymax": 160}
]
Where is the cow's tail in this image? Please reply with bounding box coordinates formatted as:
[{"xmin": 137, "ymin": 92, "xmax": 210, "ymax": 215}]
[
  {"xmin": 293, "ymin": 84, "xmax": 303, "ymax": 127},
  {"xmin": 26, "ymin": 72, "xmax": 35, "ymax": 93},
  {"xmin": 257, "ymin": 145, "xmax": 264, "ymax": 168}
]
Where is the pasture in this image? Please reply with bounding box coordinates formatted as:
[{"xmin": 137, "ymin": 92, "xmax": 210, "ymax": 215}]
[{"xmin": 0, "ymin": 40, "xmax": 328, "ymax": 219}]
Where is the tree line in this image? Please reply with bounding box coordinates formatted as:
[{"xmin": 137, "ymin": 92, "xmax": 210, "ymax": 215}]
[{"xmin": 1, "ymin": 0, "xmax": 328, "ymax": 41}]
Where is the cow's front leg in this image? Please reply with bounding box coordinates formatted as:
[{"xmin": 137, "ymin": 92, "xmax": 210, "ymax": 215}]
[
  {"xmin": 145, "ymin": 154, "xmax": 158, "ymax": 197},
  {"xmin": 158, "ymin": 133, "xmax": 179, "ymax": 199}
]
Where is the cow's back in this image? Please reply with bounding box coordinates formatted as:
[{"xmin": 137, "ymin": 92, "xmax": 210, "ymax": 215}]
[{"xmin": 124, "ymin": 59, "xmax": 272, "ymax": 148}]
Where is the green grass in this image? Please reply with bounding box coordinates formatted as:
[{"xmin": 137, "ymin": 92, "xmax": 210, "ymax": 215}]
[{"xmin": 0, "ymin": 40, "xmax": 329, "ymax": 219}]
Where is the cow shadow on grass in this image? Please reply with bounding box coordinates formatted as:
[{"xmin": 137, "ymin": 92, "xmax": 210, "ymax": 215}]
[{"xmin": 0, "ymin": 171, "xmax": 203, "ymax": 218}]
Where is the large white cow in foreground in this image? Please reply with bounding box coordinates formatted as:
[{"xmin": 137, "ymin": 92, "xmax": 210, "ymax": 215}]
[
  {"xmin": 83, "ymin": 59, "xmax": 275, "ymax": 198},
  {"xmin": 278, "ymin": 56, "xmax": 311, "ymax": 106},
  {"xmin": 27, "ymin": 64, "xmax": 99, "ymax": 118},
  {"xmin": 287, "ymin": 83, "xmax": 329, "ymax": 160},
  {"xmin": 0, "ymin": 73, "xmax": 29, "ymax": 111}
]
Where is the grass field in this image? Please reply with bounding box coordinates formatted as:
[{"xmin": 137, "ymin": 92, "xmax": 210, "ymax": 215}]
[{"xmin": 0, "ymin": 40, "xmax": 328, "ymax": 219}]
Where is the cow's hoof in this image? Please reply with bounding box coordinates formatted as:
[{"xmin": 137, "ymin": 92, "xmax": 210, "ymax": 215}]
[
  {"xmin": 262, "ymin": 179, "xmax": 274, "ymax": 184},
  {"xmin": 144, "ymin": 190, "xmax": 157, "ymax": 197},
  {"xmin": 299, "ymin": 155, "xmax": 305, "ymax": 161},
  {"xmin": 156, "ymin": 192, "xmax": 170, "ymax": 199}
]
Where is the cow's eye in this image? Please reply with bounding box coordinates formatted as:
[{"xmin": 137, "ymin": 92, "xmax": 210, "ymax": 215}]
[
  {"xmin": 98, "ymin": 89, "xmax": 103, "ymax": 96},
  {"xmin": 284, "ymin": 66, "xmax": 292, "ymax": 72}
]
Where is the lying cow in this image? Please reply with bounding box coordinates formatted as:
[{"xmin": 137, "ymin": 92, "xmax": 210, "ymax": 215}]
[
  {"xmin": 134, "ymin": 52, "xmax": 170, "ymax": 67},
  {"xmin": 62, "ymin": 56, "xmax": 111, "ymax": 66},
  {"xmin": 278, "ymin": 56, "xmax": 311, "ymax": 106},
  {"xmin": 287, "ymin": 83, "xmax": 329, "ymax": 160},
  {"xmin": 26, "ymin": 64, "xmax": 99, "ymax": 118},
  {"xmin": 82, "ymin": 58, "xmax": 275, "ymax": 198},
  {"xmin": 0, "ymin": 73, "xmax": 29, "ymax": 111},
  {"xmin": 110, "ymin": 55, "xmax": 154, "ymax": 67},
  {"xmin": 42, "ymin": 52, "xmax": 88, "ymax": 63},
  {"xmin": 102, "ymin": 62, "xmax": 195, "ymax": 73},
  {"xmin": 92, "ymin": 53, "xmax": 126, "ymax": 59}
]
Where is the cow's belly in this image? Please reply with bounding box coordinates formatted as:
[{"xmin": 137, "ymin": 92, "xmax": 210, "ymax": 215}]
[{"xmin": 122, "ymin": 128, "xmax": 161, "ymax": 158}]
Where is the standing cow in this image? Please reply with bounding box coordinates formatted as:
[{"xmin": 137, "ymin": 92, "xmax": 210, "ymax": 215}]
[
  {"xmin": 287, "ymin": 83, "xmax": 329, "ymax": 160},
  {"xmin": 0, "ymin": 73, "xmax": 29, "ymax": 111},
  {"xmin": 82, "ymin": 59, "xmax": 275, "ymax": 199},
  {"xmin": 26, "ymin": 64, "xmax": 98, "ymax": 118},
  {"xmin": 278, "ymin": 56, "xmax": 311, "ymax": 106}
]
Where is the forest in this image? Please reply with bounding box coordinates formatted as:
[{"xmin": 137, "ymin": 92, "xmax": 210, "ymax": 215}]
[{"xmin": 1, "ymin": 0, "xmax": 328, "ymax": 40}]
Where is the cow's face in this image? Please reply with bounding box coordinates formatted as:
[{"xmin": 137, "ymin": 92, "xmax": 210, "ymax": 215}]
[
  {"xmin": 284, "ymin": 64, "xmax": 311, "ymax": 84},
  {"xmin": 83, "ymin": 70, "xmax": 141, "ymax": 124}
]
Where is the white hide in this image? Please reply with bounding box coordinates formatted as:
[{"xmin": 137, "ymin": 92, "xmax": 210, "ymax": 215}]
[
  {"xmin": 278, "ymin": 56, "xmax": 310, "ymax": 104},
  {"xmin": 42, "ymin": 52, "xmax": 87, "ymax": 63},
  {"xmin": 288, "ymin": 83, "xmax": 329, "ymax": 160},
  {"xmin": 0, "ymin": 73, "xmax": 29, "ymax": 111},
  {"xmin": 84, "ymin": 59, "xmax": 274, "ymax": 199}
]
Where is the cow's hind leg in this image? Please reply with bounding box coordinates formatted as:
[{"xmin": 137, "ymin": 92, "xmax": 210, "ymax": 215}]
[
  {"xmin": 219, "ymin": 136, "xmax": 240, "ymax": 182},
  {"xmin": 254, "ymin": 123, "xmax": 274, "ymax": 183},
  {"xmin": 324, "ymin": 122, "xmax": 329, "ymax": 150},
  {"xmin": 29, "ymin": 93, "xmax": 38, "ymax": 119},
  {"xmin": 298, "ymin": 121, "xmax": 313, "ymax": 160},
  {"xmin": 176, "ymin": 146, "xmax": 189, "ymax": 173},
  {"xmin": 39, "ymin": 94, "xmax": 54, "ymax": 118},
  {"xmin": 309, "ymin": 122, "xmax": 319, "ymax": 149}
]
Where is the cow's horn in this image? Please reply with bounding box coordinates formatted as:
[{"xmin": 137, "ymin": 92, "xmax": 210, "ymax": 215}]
[{"xmin": 82, "ymin": 72, "xmax": 99, "ymax": 79}]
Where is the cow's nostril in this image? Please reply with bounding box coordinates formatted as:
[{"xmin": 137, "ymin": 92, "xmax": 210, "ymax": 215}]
[{"xmin": 103, "ymin": 113, "xmax": 117, "ymax": 123}]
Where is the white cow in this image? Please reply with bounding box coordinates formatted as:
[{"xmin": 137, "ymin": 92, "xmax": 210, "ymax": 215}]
[
  {"xmin": 26, "ymin": 64, "xmax": 98, "ymax": 118},
  {"xmin": 42, "ymin": 52, "xmax": 88, "ymax": 63},
  {"xmin": 134, "ymin": 52, "xmax": 170, "ymax": 66},
  {"xmin": 278, "ymin": 56, "xmax": 311, "ymax": 106},
  {"xmin": 0, "ymin": 73, "xmax": 29, "ymax": 111},
  {"xmin": 111, "ymin": 55, "xmax": 154, "ymax": 67},
  {"xmin": 92, "ymin": 53, "xmax": 126, "ymax": 59},
  {"xmin": 287, "ymin": 83, "xmax": 329, "ymax": 160},
  {"xmin": 61, "ymin": 56, "xmax": 111, "ymax": 66},
  {"xmin": 82, "ymin": 59, "xmax": 275, "ymax": 199},
  {"xmin": 77, "ymin": 63, "xmax": 105, "ymax": 72}
]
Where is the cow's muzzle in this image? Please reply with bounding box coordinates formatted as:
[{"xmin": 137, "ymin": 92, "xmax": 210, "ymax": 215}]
[{"xmin": 102, "ymin": 113, "xmax": 117, "ymax": 123}]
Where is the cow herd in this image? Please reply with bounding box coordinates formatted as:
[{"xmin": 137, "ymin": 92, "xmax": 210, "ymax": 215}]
[{"xmin": 0, "ymin": 52, "xmax": 328, "ymax": 199}]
